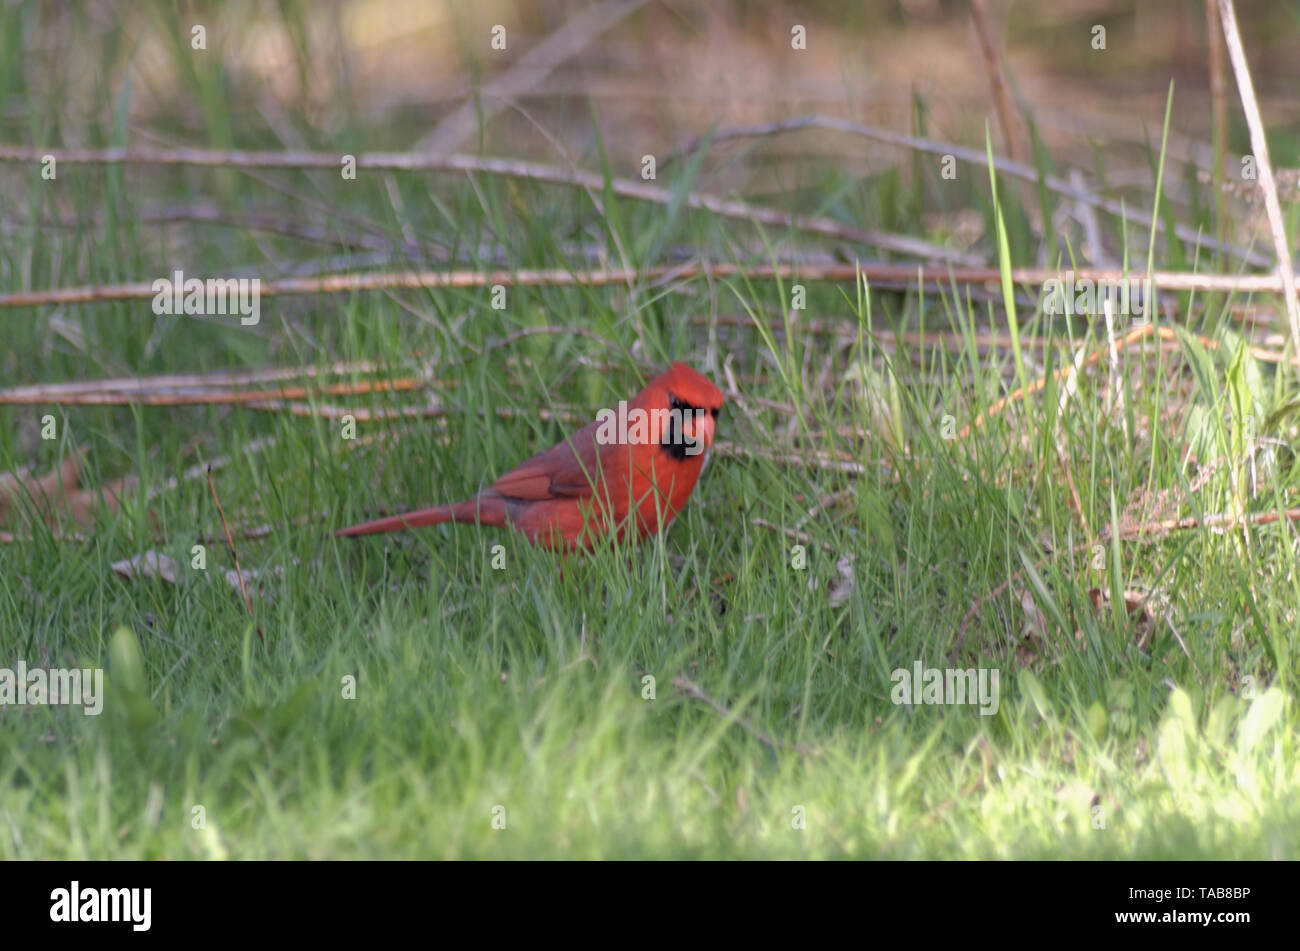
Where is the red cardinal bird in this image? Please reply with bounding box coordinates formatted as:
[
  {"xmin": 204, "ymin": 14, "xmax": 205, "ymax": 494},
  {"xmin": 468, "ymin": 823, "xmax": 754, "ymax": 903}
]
[{"xmin": 336, "ymin": 363, "xmax": 723, "ymax": 550}]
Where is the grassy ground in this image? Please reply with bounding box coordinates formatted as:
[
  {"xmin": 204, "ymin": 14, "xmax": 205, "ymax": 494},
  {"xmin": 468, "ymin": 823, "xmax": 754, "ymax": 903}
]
[{"xmin": 1, "ymin": 2, "xmax": 1298, "ymax": 859}]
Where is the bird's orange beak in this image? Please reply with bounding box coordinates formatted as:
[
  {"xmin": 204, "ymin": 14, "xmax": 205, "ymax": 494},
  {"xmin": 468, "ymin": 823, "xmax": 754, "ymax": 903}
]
[{"xmin": 691, "ymin": 409, "xmax": 716, "ymax": 451}]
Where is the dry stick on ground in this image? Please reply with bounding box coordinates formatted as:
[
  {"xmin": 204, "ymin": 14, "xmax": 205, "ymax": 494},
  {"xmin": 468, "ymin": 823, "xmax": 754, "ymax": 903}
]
[
  {"xmin": 1107, "ymin": 506, "xmax": 1300, "ymax": 541},
  {"xmin": 695, "ymin": 312, "xmax": 1292, "ymax": 363},
  {"xmin": 416, "ymin": 0, "xmax": 647, "ymax": 154},
  {"xmin": 1206, "ymin": 0, "xmax": 1229, "ymax": 254},
  {"xmin": 794, "ymin": 488, "xmax": 858, "ymax": 530},
  {"xmin": 1053, "ymin": 339, "xmax": 1093, "ymax": 538},
  {"xmin": 149, "ymin": 434, "xmax": 279, "ymax": 504},
  {"xmin": 23, "ymin": 203, "xmax": 414, "ymax": 254},
  {"xmin": 959, "ymin": 323, "xmax": 1156, "ymax": 439},
  {"xmin": 1, "ymin": 262, "xmax": 1291, "ymax": 311},
  {"xmin": 953, "ymin": 493, "xmax": 1300, "ymax": 661},
  {"xmin": 0, "ymin": 332, "xmax": 623, "ymax": 411},
  {"xmin": 1217, "ymin": 0, "xmax": 1300, "ymax": 357},
  {"xmin": 955, "ymin": 320, "xmax": 1282, "ymax": 441},
  {"xmin": 205, "ymin": 465, "xmax": 264, "ymax": 644},
  {"xmin": 969, "ymin": 0, "xmax": 1027, "ymax": 163},
  {"xmin": 0, "ymin": 359, "xmax": 389, "ymax": 401},
  {"xmin": 951, "ymin": 570, "xmax": 1026, "ymax": 662},
  {"xmin": 0, "ymin": 378, "xmax": 421, "ymax": 406},
  {"xmin": 0, "ymin": 330, "xmax": 618, "ymax": 404},
  {"xmin": 17, "ymin": 318, "xmax": 1284, "ymax": 416},
  {"xmin": 672, "ymin": 676, "xmax": 818, "ymax": 757},
  {"xmin": 751, "ymin": 516, "xmax": 847, "ymax": 556},
  {"xmin": 0, "ymin": 529, "xmax": 88, "ymax": 543},
  {"xmin": 0, "ymin": 146, "xmax": 975, "ymax": 267},
  {"xmin": 717, "ymin": 443, "xmax": 867, "ymax": 477},
  {"xmin": 1090, "ymin": 504, "xmax": 1300, "ymax": 680},
  {"xmin": 238, "ymin": 400, "xmax": 583, "ymax": 427},
  {"xmin": 969, "ymin": 0, "xmax": 1039, "ymax": 221},
  {"xmin": 664, "ymin": 115, "xmax": 1269, "ymax": 267}
]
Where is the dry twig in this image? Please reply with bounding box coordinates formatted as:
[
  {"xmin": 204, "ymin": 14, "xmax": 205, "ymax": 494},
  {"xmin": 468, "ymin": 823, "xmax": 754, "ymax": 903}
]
[
  {"xmin": 1217, "ymin": 0, "xmax": 1300, "ymax": 354},
  {"xmin": 3, "ymin": 262, "xmax": 1291, "ymax": 312},
  {"xmin": 206, "ymin": 466, "xmax": 264, "ymax": 643},
  {"xmin": 672, "ymin": 676, "xmax": 817, "ymax": 756}
]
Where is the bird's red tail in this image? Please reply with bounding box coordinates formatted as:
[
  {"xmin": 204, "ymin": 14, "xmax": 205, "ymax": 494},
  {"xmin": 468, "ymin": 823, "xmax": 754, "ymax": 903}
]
[
  {"xmin": 334, "ymin": 506, "xmax": 454, "ymax": 537},
  {"xmin": 334, "ymin": 496, "xmax": 507, "ymax": 537}
]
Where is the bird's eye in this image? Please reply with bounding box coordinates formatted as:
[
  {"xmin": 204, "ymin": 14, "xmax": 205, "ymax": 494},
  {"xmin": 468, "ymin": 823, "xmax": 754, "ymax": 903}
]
[
  {"xmin": 710, "ymin": 407, "xmax": 719, "ymax": 419},
  {"xmin": 669, "ymin": 394, "xmax": 683, "ymax": 411}
]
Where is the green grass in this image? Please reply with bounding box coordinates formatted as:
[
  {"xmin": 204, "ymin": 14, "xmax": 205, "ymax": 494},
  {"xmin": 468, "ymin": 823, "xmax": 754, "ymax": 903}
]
[{"xmin": 2, "ymin": 2, "xmax": 1298, "ymax": 859}]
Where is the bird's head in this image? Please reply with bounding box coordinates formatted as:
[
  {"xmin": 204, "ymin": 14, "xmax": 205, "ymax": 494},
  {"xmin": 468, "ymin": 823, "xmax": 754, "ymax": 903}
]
[{"xmin": 641, "ymin": 362, "xmax": 724, "ymax": 461}]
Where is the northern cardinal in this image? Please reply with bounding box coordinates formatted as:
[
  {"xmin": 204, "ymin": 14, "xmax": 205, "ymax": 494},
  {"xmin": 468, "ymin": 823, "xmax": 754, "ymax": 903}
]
[{"xmin": 336, "ymin": 363, "xmax": 723, "ymax": 550}]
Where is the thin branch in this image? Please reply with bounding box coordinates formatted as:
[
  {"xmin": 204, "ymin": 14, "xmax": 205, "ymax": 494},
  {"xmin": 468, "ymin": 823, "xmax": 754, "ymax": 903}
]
[
  {"xmin": 672, "ymin": 676, "xmax": 817, "ymax": 756},
  {"xmin": 1106, "ymin": 505, "xmax": 1300, "ymax": 541},
  {"xmin": 664, "ymin": 114, "xmax": 1271, "ymax": 267},
  {"xmin": 1206, "ymin": 0, "xmax": 1228, "ymax": 254},
  {"xmin": 1217, "ymin": 0, "xmax": 1300, "ymax": 355},
  {"xmin": 959, "ymin": 323, "xmax": 1156, "ymax": 438},
  {"xmin": 417, "ymin": 0, "xmax": 648, "ymax": 154},
  {"xmin": 0, "ymin": 378, "xmax": 420, "ymax": 406},
  {"xmin": 969, "ymin": 0, "xmax": 1023, "ymax": 164},
  {"xmin": 0, "ymin": 145, "xmax": 977, "ymax": 266},
  {"xmin": 751, "ymin": 516, "xmax": 846, "ymax": 556},
  {"xmin": 1, "ymin": 262, "xmax": 1291, "ymax": 311},
  {"xmin": 716, "ymin": 442, "xmax": 868, "ymax": 476},
  {"xmin": 206, "ymin": 465, "xmax": 264, "ymax": 644},
  {"xmin": 952, "ymin": 569, "xmax": 1026, "ymax": 659},
  {"xmin": 0, "ymin": 359, "xmax": 390, "ymax": 401}
]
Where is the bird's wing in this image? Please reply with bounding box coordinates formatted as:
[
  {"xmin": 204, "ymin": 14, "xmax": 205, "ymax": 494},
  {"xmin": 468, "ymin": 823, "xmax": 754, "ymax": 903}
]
[{"xmin": 489, "ymin": 420, "xmax": 606, "ymax": 501}]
